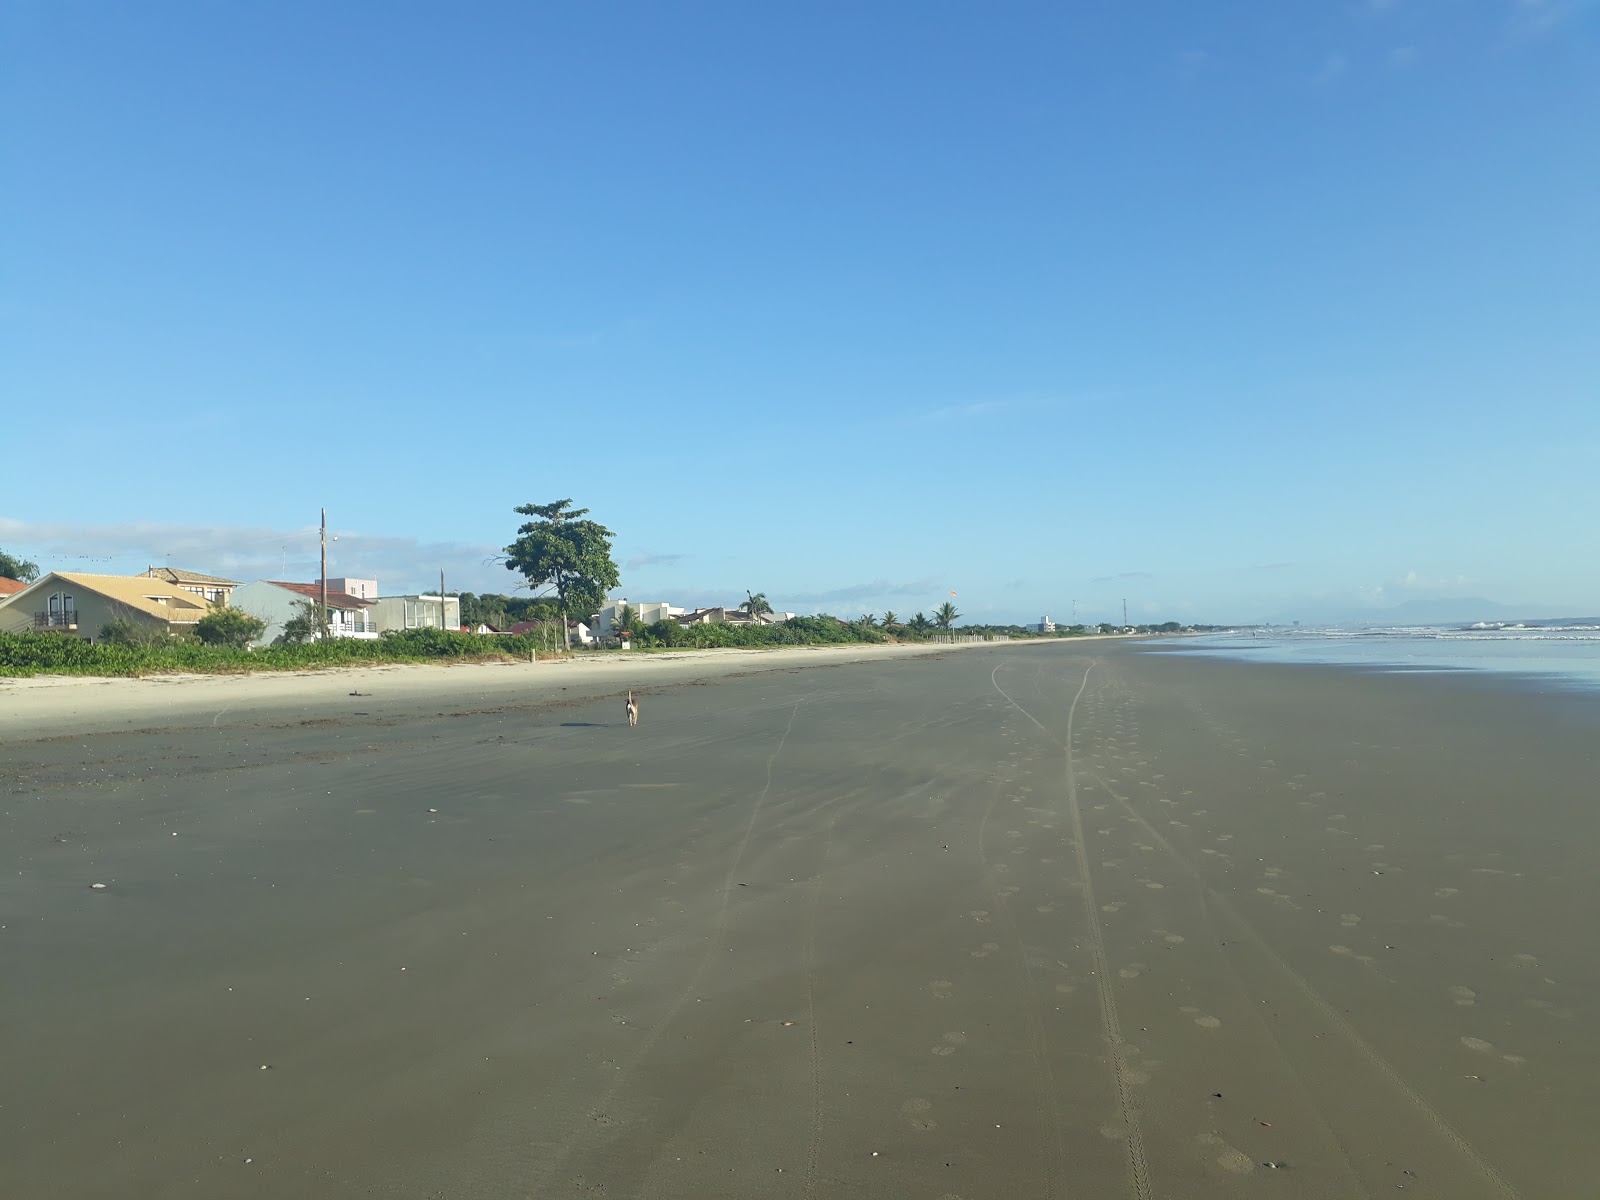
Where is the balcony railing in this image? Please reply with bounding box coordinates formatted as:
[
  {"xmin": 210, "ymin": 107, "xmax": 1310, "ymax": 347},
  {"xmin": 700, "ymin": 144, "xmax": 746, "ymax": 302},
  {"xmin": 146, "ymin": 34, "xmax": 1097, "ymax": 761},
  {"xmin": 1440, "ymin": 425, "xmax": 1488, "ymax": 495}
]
[{"xmin": 35, "ymin": 611, "xmax": 79, "ymax": 629}]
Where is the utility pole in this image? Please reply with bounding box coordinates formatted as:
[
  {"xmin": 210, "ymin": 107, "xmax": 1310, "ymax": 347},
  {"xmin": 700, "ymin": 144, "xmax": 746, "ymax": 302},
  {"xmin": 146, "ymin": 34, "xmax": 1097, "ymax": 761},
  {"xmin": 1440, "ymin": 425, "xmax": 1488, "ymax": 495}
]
[
  {"xmin": 1123, "ymin": 597, "xmax": 1128, "ymax": 628},
  {"xmin": 320, "ymin": 507, "xmax": 329, "ymax": 641},
  {"xmin": 440, "ymin": 568, "xmax": 447, "ymax": 630}
]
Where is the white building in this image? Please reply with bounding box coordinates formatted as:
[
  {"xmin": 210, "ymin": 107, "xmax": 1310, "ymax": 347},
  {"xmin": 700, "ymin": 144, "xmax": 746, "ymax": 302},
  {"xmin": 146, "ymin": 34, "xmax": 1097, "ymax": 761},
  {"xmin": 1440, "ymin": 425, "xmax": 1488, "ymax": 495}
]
[
  {"xmin": 232, "ymin": 581, "xmax": 380, "ymax": 644},
  {"xmin": 370, "ymin": 593, "xmax": 462, "ymax": 634},
  {"xmin": 1029, "ymin": 615, "xmax": 1057, "ymax": 633},
  {"xmin": 321, "ymin": 577, "xmax": 378, "ymax": 600},
  {"xmin": 595, "ymin": 598, "xmax": 685, "ymax": 637}
]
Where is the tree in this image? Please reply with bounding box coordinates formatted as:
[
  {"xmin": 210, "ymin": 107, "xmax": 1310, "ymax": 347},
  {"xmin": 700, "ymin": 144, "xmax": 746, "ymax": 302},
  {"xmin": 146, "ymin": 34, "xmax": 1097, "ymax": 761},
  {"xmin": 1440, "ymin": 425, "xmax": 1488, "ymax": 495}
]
[
  {"xmin": 742, "ymin": 591, "xmax": 773, "ymax": 619},
  {"xmin": 907, "ymin": 612, "xmax": 932, "ymax": 636},
  {"xmin": 279, "ymin": 598, "xmax": 328, "ymax": 644},
  {"xmin": 857, "ymin": 613, "xmax": 877, "ymax": 627},
  {"xmin": 934, "ymin": 600, "xmax": 960, "ymax": 630},
  {"xmin": 0, "ymin": 547, "xmax": 39, "ymax": 582},
  {"xmin": 881, "ymin": 610, "xmax": 899, "ymax": 628},
  {"xmin": 195, "ymin": 606, "xmax": 267, "ymax": 648},
  {"xmin": 503, "ymin": 500, "xmax": 621, "ymax": 632}
]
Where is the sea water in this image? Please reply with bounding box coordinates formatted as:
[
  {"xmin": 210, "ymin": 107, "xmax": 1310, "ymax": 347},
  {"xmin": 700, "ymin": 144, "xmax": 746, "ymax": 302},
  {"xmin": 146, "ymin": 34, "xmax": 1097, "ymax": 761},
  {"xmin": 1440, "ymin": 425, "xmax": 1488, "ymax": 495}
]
[{"xmin": 1150, "ymin": 623, "xmax": 1600, "ymax": 690}]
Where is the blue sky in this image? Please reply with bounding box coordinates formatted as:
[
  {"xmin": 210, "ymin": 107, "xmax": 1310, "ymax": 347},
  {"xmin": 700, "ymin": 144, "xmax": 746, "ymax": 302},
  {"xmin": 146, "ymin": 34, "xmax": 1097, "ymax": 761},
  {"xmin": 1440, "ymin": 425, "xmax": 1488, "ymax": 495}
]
[{"xmin": 3, "ymin": 1, "xmax": 1596, "ymax": 624}]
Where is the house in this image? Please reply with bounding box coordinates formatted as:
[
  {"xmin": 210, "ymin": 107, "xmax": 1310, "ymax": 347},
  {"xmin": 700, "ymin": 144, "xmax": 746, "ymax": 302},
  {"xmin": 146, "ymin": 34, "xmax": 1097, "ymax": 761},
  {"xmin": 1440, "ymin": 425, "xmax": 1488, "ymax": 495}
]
[
  {"xmin": 595, "ymin": 599, "xmax": 685, "ymax": 638},
  {"xmin": 138, "ymin": 566, "xmax": 240, "ymax": 606},
  {"xmin": 677, "ymin": 605, "xmax": 795, "ymax": 627},
  {"xmin": 0, "ymin": 572, "xmax": 213, "ymax": 640},
  {"xmin": 320, "ymin": 577, "xmax": 378, "ymax": 600},
  {"xmin": 508, "ymin": 619, "xmax": 593, "ymax": 646},
  {"xmin": 370, "ymin": 593, "xmax": 461, "ymax": 634},
  {"xmin": 1029, "ymin": 615, "xmax": 1057, "ymax": 633},
  {"xmin": 0, "ymin": 577, "xmax": 27, "ymax": 599},
  {"xmin": 231, "ymin": 580, "xmax": 379, "ymax": 644}
]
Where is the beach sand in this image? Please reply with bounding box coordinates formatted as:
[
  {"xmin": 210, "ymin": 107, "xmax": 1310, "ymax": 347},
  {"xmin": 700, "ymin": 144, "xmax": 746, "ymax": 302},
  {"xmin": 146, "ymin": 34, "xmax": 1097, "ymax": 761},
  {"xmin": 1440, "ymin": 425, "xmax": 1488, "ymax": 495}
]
[{"xmin": 3, "ymin": 640, "xmax": 1596, "ymax": 1197}]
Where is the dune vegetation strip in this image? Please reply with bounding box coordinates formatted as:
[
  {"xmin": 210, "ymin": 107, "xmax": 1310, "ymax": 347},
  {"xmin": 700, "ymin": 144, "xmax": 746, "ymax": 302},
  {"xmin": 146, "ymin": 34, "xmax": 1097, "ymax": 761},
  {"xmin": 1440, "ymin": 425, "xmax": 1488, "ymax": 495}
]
[{"xmin": 0, "ymin": 619, "xmax": 1035, "ymax": 679}]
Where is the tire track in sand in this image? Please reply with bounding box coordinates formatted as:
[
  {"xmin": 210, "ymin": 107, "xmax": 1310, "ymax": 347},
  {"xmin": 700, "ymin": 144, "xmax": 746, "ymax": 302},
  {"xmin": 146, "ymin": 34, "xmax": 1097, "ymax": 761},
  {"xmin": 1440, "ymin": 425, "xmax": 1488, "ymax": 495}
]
[
  {"xmin": 1082, "ymin": 746, "xmax": 1526, "ymax": 1200},
  {"xmin": 992, "ymin": 660, "xmax": 1153, "ymax": 1200},
  {"xmin": 548, "ymin": 693, "xmax": 813, "ymax": 1197}
]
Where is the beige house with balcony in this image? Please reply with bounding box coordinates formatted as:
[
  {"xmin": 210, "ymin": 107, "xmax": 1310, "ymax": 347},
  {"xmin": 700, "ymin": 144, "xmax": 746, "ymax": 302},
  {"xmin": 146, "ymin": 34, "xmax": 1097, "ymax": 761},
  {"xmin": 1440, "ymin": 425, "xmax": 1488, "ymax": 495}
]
[
  {"xmin": 0, "ymin": 572, "xmax": 213, "ymax": 640},
  {"xmin": 137, "ymin": 566, "xmax": 241, "ymax": 606}
]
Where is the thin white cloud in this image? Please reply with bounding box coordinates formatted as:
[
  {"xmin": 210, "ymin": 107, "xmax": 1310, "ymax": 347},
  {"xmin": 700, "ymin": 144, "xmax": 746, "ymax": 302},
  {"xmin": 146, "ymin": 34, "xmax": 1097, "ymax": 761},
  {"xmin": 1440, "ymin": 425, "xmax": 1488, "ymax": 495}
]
[
  {"xmin": 623, "ymin": 551, "xmax": 687, "ymax": 572},
  {"xmin": 1511, "ymin": 0, "xmax": 1597, "ymax": 35},
  {"xmin": 0, "ymin": 517, "xmax": 510, "ymax": 595},
  {"xmin": 1313, "ymin": 52, "xmax": 1349, "ymax": 85},
  {"xmin": 784, "ymin": 578, "xmax": 941, "ymax": 606}
]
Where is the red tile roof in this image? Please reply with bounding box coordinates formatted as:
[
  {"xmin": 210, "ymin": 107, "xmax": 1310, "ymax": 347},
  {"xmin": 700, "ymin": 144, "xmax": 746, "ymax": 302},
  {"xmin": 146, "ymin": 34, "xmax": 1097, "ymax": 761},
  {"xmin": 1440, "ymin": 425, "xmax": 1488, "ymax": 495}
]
[
  {"xmin": 266, "ymin": 581, "xmax": 374, "ymax": 610},
  {"xmin": 0, "ymin": 577, "xmax": 27, "ymax": 596}
]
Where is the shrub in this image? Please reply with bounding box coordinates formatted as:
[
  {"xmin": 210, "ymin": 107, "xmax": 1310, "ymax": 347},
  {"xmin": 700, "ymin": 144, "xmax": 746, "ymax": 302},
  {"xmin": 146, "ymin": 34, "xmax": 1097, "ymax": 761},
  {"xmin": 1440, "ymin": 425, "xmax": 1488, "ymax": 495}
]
[{"xmin": 195, "ymin": 607, "xmax": 267, "ymax": 648}]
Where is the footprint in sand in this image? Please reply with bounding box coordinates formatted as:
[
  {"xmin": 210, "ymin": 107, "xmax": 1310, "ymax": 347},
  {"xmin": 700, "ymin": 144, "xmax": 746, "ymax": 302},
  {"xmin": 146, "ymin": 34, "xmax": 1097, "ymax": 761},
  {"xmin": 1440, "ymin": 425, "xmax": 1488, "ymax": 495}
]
[
  {"xmin": 1330, "ymin": 944, "xmax": 1377, "ymax": 966},
  {"xmin": 1435, "ymin": 887, "xmax": 1459, "ymax": 899},
  {"xmin": 1449, "ymin": 986, "xmax": 1477, "ymax": 1007},
  {"xmin": 970, "ymin": 942, "xmax": 1000, "ymax": 959},
  {"xmin": 902, "ymin": 1097, "xmax": 937, "ymax": 1129},
  {"xmin": 1180, "ymin": 1005, "xmax": 1222, "ymax": 1029},
  {"xmin": 1055, "ymin": 982, "xmax": 1077, "ymax": 995},
  {"xmin": 1508, "ymin": 953, "xmax": 1539, "ymax": 969},
  {"xmin": 1461, "ymin": 1036, "xmax": 1496, "ymax": 1054},
  {"xmin": 1118, "ymin": 963, "xmax": 1147, "ymax": 980},
  {"xmin": 1102, "ymin": 901, "xmax": 1125, "ymax": 914},
  {"xmin": 929, "ymin": 980, "xmax": 953, "ymax": 1000},
  {"xmin": 970, "ymin": 910, "xmax": 991, "ymax": 925},
  {"xmin": 1195, "ymin": 1132, "xmax": 1256, "ymax": 1175},
  {"xmin": 1339, "ymin": 913, "xmax": 1362, "ymax": 927},
  {"xmin": 1035, "ymin": 903, "xmax": 1056, "ymax": 914},
  {"xmin": 1156, "ymin": 930, "xmax": 1185, "ymax": 944}
]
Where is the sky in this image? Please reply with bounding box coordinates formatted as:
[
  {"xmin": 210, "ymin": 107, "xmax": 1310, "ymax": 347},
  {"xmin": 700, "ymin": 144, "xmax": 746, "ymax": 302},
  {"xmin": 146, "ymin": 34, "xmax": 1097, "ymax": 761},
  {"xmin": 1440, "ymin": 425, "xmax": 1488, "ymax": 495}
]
[{"xmin": 3, "ymin": 1, "xmax": 1596, "ymax": 626}]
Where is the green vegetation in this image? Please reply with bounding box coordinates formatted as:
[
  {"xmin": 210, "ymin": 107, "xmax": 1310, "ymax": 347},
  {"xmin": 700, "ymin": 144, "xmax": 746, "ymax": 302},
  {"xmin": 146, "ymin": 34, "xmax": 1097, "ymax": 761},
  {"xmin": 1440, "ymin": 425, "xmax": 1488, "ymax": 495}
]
[
  {"xmin": 0, "ymin": 627, "xmax": 546, "ymax": 678},
  {"xmin": 503, "ymin": 499, "xmax": 621, "ymax": 621},
  {"xmin": 0, "ymin": 547, "xmax": 40, "ymax": 582},
  {"xmin": 195, "ymin": 606, "xmax": 267, "ymax": 648}
]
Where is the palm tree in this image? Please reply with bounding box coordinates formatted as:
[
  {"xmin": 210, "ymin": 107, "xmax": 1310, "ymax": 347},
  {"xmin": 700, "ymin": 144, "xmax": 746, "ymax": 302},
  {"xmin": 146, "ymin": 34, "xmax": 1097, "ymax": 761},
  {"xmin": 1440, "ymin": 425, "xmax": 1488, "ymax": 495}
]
[
  {"xmin": 908, "ymin": 612, "xmax": 932, "ymax": 636},
  {"xmin": 742, "ymin": 591, "xmax": 773, "ymax": 619},
  {"xmin": 881, "ymin": 610, "xmax": 899, "ymax": 628},
  {"xmin": 934, "ymin": 600, "xmax": 960, "ymax": 630},
  {"xmin": 858, "ymin": 613, "xmax": 877, "ymax": 627}
]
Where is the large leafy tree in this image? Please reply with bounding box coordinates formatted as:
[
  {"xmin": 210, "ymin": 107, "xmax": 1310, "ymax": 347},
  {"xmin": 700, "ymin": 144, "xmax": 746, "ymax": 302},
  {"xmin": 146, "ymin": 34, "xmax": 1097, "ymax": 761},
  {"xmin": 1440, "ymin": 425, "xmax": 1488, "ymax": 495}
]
[
  {"xmin": 504, "ymin": 499, "xmax": 621, "ymax": 622},
  {"xmin": 934, "ymin": 600, "xmax": 960, "ymax": 630},
  {"xmin": 881, "ymin": 610, "xmax": 899, "ymax": 628},
  {"xmin": 0, "ymin": 547, "xmax": 40, "ymax": 582},
  {"xmin": 907, "ymin": 612, "xmax": 932, "ymax": 635},
  {"xmin": 742, "ymin": 591, "xmax": 773, "ymax": 618}
]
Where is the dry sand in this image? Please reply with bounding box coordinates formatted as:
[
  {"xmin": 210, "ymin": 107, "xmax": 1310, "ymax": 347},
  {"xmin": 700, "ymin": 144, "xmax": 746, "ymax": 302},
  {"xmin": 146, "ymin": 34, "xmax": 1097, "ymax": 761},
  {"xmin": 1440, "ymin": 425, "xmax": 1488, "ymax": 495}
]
[{"xmin": 3, "ymin": 640, "xmax": 1597, "ymax": 1197}]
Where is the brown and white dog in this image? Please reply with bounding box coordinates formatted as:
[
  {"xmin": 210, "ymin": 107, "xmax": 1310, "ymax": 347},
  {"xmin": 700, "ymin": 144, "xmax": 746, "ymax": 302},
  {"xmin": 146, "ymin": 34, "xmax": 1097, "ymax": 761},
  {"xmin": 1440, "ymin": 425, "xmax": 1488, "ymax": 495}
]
[{"xmin": 625, "ymin": 690, "xmax": 639, "ymax": 727}]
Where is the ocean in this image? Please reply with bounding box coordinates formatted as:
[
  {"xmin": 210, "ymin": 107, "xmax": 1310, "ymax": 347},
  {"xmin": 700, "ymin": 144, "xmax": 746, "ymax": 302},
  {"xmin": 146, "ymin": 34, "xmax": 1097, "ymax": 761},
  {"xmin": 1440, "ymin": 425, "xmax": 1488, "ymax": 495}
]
[{"xmin": 1145, "ymin": 622, "xmax": 1600, "ymax": 691}]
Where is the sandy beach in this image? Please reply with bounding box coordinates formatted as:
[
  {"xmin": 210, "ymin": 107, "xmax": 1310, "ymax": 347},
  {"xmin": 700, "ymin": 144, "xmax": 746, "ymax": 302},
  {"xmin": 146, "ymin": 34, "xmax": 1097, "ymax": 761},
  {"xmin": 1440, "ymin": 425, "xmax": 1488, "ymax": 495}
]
[{"xmin": 4, "ymin": 639, "xmax": 1597, "ymax": 1197}]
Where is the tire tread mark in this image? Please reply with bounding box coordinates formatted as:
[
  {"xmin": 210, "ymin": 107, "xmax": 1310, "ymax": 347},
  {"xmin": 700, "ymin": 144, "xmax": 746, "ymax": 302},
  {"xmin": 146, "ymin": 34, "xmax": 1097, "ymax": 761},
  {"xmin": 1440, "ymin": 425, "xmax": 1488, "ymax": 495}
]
[
  {"xmin": 993, "ymin": 659, "xmax": 1154, "ymax": 1200},
  {"xmin": 1082, "ymin": 744, "xmax": 1525, "ymax": 1200}
]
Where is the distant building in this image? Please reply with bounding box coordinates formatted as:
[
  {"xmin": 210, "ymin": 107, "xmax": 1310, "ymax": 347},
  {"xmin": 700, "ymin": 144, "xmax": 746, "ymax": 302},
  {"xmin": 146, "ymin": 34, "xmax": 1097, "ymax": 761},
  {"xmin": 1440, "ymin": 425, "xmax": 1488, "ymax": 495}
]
[
  {"xmin": 0, "ymin": 577, "xmax": 26, "ymax": 598},
  {"xmin": 320, "ymin": 577, "xmax": 378, "ymax": 600},
  {"xmin": 370, "ymin": 593, "xmax": 461, "ymax": 634},
  {"xmin": 232, "ymin": 580, "xmax": 379, "ymax": 644},
  {"xmin": 139, "ymin": 566, "xmax": 241, "ymax": 606},
  {"xmin": 1029, "ymin": 615, "xmax": 1057, "ymax": 633},
  {"xmin": 596, "ymin": 599, "xmax": 685, "ymax": 637}
]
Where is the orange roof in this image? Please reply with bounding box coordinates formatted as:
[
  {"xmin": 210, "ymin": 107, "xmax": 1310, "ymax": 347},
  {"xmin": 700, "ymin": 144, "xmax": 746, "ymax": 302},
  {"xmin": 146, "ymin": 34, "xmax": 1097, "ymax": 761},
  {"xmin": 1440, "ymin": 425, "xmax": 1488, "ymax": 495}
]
[
  {"xmin": 0, "ymin": 578, "xmax": 26, "ymax": 596},
  {"xmin": 266, "ymin": 581, "xmax": 375, "ymax": 610}
]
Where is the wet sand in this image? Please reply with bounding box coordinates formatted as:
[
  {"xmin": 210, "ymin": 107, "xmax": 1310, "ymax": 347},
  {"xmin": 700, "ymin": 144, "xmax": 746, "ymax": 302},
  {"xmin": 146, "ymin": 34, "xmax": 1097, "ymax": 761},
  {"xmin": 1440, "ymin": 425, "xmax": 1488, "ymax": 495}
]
[{"xmin": 3, "ymin": 642, "xmax": 1598, "ymax": 1197}]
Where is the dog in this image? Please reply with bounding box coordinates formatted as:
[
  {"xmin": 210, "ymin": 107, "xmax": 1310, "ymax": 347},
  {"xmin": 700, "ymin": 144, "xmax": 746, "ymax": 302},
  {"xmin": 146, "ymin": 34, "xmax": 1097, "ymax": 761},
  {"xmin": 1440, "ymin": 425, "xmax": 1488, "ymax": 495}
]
[{"xmin": 625, "ymin": 690, "xmax": 639, "ymax": 727}]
